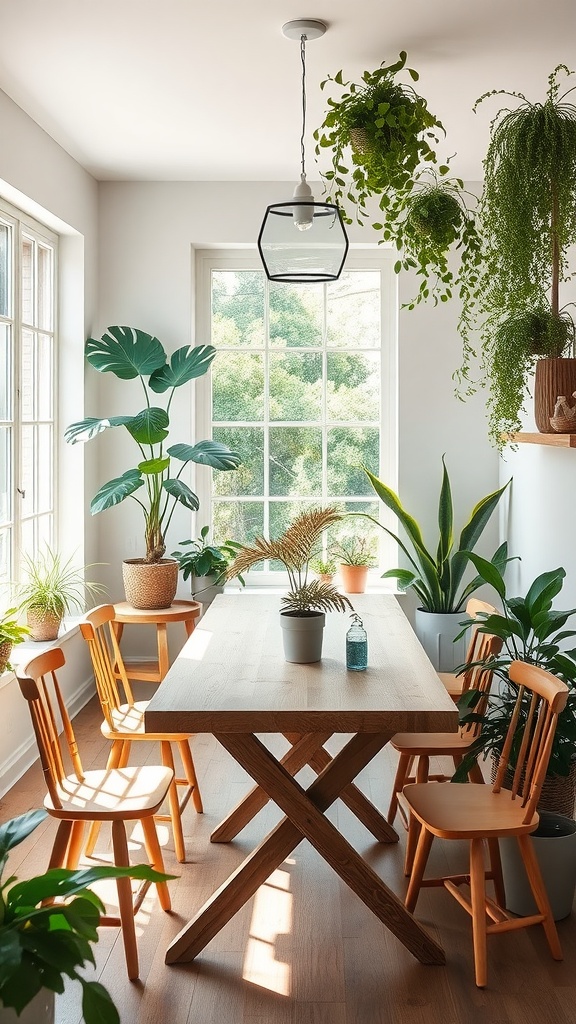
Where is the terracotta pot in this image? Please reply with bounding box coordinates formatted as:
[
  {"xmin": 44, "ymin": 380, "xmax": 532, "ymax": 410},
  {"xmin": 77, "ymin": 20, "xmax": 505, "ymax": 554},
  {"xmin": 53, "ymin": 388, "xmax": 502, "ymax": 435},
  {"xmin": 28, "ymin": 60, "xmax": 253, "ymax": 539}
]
[
  {"xmin": 339, "ymin": 564, "xmax": 369, "ymax": 594},
  {"xmin": 534, "ymin": 357, "xmax": 576, "ymax": 432},
  {"xmin": 26, "ymin": 608, "xmax": 62, "ymax": 641},
  {"xmin": 122, "ymin": 558, "xmax": 178, "ymax": 610}
]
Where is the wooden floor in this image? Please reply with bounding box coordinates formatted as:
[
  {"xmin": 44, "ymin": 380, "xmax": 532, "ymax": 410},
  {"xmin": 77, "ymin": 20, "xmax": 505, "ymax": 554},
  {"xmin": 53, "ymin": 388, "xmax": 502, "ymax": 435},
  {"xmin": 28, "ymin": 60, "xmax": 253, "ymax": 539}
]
[{"xmin": 3, "ymin": 694, "xmax": 576, "ymax": 1024}]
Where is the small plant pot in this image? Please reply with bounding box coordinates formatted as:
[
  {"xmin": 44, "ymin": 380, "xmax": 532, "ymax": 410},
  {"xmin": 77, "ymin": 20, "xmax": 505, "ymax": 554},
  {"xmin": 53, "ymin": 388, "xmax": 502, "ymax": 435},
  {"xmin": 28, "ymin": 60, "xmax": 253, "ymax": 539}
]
[
  {"xmin": 0, "ymin": 640, "xmax": 13, "ymax": 673},
  {"xmin": 190, "ymin": 574, "xmax": 224, "ymax": 610},
  {"xmin": 122, "ymin": 558, "xmax": 178, "ymax": 610},
  {"xmin": 280, "ymin": 611, "xmax": 325, "ymax": 664},
  {"xmin": 26, "ymin": 608, "xmax": 62, "ymax": 642},
  {"xmin": 339, "ymin": 564, "xmax": 369, "ymax": 594},
  {"xmin": 414, "ymin": 609, "xmax": 469, "ymax": 672}
]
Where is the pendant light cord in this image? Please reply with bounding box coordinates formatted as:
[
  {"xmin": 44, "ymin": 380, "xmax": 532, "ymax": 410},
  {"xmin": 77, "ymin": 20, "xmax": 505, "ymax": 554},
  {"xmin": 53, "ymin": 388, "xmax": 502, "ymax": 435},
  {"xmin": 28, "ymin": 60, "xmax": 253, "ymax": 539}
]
[{"xmin": 300, "ymin": 34, "xmax": 307, "ymax": 180}]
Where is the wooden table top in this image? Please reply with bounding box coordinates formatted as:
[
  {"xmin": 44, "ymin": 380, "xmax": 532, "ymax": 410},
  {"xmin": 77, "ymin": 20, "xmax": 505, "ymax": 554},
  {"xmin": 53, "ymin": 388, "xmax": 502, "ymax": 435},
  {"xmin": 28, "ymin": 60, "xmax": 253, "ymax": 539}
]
[
  {"xmin": 145, "ymin": 594, "xmax": 458, "ymax": 736},
  {"xmin": 113, "ymin": 600, "xmax": 201, "ymax": 624}
]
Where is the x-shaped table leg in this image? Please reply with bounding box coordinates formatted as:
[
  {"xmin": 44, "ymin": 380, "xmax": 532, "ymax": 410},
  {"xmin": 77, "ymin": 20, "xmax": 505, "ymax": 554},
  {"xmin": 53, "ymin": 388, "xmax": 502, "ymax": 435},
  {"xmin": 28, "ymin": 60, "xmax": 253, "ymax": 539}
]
[
  {"xmin": 210, "ymin": 731, "xmax": 398, "ymax": 844},
  {"xmin": 165, "ymin": 731, "xmax": 444, "ymax": 966}
]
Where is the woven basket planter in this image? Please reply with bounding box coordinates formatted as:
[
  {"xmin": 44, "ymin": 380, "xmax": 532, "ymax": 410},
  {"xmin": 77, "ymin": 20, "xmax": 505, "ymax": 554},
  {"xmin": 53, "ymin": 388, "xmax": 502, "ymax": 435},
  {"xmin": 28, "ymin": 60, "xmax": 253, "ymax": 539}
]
[
  {"xmin": 491, "ymin": 753, "xmax": 576, "ymax": 818},
  {"xmin": 26, "ymin": 608, "xmax": 62, "ymax": 641},
  {"xmin": 0, "ymin": 640, "xmax": 13, "ymax": 673},
  {"xmin": 534, "ymin": 358, "xmax": 576, "ymax": 433},
  {"xmin": 349, "ymin": 127, "xmax": 370, "ymax": 155},
  {"xmin": 122, "ymin": 558, "xmax": 178, "ymax": 610}
]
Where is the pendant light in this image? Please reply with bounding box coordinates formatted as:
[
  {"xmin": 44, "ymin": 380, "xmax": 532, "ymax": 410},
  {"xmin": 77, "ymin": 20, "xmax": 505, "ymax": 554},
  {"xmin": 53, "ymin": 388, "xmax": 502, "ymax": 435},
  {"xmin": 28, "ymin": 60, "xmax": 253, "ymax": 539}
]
[{"xmin": 257, "ymin": 19, "xmax": 349, "ymax": 284}]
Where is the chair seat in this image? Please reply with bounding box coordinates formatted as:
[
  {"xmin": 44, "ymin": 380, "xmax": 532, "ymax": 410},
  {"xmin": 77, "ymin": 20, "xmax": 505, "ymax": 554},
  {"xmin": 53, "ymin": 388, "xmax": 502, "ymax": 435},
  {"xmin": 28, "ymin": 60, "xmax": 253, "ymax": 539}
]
[
  {"xmin": 103, "ymin": 701, "xmax": 193, "ymax": 741},
  {"xmin": 403, "ymin": 780, "xmax": 539, "ymax": 839},
  {"xmin": 437, "ymin": 671, "xmax": 464, "ymax": 700},
  {"xmin": 47, "ymin": 765, "xmax": 174, "ymax": 820},
  {"xmin": 391, "ymin": 730, "xmax": 472, "ymax": 756}
]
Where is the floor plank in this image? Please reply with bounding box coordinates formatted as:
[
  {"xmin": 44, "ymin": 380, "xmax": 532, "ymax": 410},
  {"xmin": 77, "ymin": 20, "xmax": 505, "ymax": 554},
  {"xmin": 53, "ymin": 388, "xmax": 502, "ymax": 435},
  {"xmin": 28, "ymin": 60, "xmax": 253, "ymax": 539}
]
[{"xmin": 2, "ymin": 695, "xmax": 575, "ymax": 1024}]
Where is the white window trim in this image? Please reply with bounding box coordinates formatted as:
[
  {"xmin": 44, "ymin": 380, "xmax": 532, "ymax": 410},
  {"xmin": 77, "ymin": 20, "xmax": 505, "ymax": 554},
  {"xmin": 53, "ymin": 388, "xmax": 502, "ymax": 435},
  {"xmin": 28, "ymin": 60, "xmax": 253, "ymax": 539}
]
[{"xmin": 193, "ymin": 248, "xmax": 398, "ymax": 584}]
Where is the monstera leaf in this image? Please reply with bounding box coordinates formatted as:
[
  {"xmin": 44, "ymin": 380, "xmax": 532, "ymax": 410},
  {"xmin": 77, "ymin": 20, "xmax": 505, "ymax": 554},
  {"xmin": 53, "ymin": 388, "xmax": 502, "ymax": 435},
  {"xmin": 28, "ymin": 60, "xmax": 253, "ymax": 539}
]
[
  {"xmin": 163, "ymin": 478, "xmax": 200, "ymax": 511},
  {"xmin": 85, "ymin": 326, "xmax": 166, "ymax": 379},
  {"xmin": 148, "ymin": 344, "xmax": 216, "ymax": 393},
  {"xmin": 124, "ymin": 408, "xmax": 170, "ymax": 445},
  {"xmin": 90, "ymin": 470, "xmax": 144, "ymax": 514},
  {"xmin": 168, "ymin": 440, "xmax": 241, "ymax": 470},
  {"xmin": 64, "ymin": 416, "xmax": 134, "ymax": 444}
]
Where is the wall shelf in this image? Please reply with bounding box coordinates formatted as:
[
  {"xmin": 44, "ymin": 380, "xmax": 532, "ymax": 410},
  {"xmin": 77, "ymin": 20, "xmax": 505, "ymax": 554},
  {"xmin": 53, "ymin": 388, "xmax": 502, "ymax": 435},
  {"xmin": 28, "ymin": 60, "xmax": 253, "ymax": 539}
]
[{"xmin": 508, "ymin": 432, "xmax": 576, "ymax": 448}]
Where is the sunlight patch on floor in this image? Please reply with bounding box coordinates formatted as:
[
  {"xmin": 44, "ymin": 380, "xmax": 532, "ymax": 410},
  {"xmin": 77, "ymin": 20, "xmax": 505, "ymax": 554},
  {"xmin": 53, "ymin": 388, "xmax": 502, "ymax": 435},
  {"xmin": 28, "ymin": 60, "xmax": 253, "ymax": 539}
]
[{"xmin": 242, "ymin": 866, "xmax": 292, "ymax": 996}]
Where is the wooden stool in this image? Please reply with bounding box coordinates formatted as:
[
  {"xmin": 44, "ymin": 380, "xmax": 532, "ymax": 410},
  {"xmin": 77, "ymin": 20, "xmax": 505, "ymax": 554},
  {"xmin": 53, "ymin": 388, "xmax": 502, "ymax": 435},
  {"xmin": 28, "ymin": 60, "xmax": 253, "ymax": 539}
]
[{"xmin": 112, "ymin": 600, "xmax": 201, "ymax": 683}]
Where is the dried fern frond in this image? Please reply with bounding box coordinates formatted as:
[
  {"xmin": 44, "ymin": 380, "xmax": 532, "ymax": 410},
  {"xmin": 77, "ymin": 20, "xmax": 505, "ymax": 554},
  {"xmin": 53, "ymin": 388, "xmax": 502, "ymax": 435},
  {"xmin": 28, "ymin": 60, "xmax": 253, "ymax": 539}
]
[
  {"xmin": 281, "ymin": 580, "xmax": 353, "ymax": 615},
  {"xmin": 226, "ymin": 504, "xmax": 344, "ymax": 580}
]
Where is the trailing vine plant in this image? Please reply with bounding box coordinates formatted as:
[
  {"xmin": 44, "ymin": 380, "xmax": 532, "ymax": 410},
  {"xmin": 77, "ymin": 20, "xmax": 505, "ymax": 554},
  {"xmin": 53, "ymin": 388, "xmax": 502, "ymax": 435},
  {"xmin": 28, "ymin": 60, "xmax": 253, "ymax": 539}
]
[
  {"xmin": 313, "ymin": 52, "xmax": 482, "ymax": 353},
  {"xmin": 457, "ymin": 64, "xmax": 576, "ymax": 446}
]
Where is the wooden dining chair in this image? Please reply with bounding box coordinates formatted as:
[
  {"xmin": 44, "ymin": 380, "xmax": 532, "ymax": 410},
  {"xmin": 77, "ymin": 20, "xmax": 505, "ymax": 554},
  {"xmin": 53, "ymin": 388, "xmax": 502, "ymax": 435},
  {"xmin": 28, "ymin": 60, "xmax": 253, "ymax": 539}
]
[
  {"xmin": 437, "ymin": 598, "xmax": 499, "ymax": 702},
  {"xmin": 388, "ymin": 631, "xmax": 503, "ymax": 874},
  {"xmin": 80, "ymin": 604, "xmax": 203, "ymax": 864},
  {"xmin": 17, "ymin": 646, "xmax": 174, "ymax": 981},
  {"xmin": 402, "ymin": 659, "xmax": 568, "ymax": 988}
]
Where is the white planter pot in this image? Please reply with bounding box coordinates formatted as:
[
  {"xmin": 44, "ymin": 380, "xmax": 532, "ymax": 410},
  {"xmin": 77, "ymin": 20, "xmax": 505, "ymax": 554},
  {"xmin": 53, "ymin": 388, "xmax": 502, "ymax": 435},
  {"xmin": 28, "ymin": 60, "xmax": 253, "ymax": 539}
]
[
  {"xmin": 190, "ymin": 574, "xmax": 224, "ymax": 610},
  {"xmin": 414, "ymin": 609, "xmax": 469, "ymax": 672},
  {"xmin": 0, "ymin": 988, "xmax": 55, "ymax": 1023},
  {"xmin": 280, "ymin": 611, "xmax": 325, "ymax": 664},
  {"xmin": 499, "ymin": 812, "xmax": 576, "ymax": 921}
]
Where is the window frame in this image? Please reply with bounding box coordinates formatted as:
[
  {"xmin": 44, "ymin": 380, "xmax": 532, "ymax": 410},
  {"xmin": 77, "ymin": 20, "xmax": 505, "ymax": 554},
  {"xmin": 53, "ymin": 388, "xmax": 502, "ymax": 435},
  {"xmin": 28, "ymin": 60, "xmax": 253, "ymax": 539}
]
[
  {"xmin": 194, "ymin": 248, "xmax": 398, "ymax": 583},
  {"xmin": 0, "ymin": 197, "xmax": 58, "ymax": 597}
]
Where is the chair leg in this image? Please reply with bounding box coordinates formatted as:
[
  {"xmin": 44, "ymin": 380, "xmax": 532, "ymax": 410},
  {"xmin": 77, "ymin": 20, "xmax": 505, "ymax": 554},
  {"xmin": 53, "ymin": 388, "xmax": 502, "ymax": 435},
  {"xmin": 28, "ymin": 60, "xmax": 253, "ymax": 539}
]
[
  {"xmin": 404, "ymin": 756, "xmax": 429, "ymax": 874},
  {"xmin": 111, "ymin": 819, "xmax": 139, "ymax": 981},
  {"xmin": 141, "ymin": 815, "xmax": 171, "ymax": 912},
  {"xmin": 48, "ymin": 819, "xmax": 73, "ymax": 869},
  {"xmin": 161, "ymin": 741, "xmax": 186, "ymax": 863},
  {"xmin": 118, "ymin": 740, "xmax": 132, "ymax": 769},
  {"xmin": 65, "ymin": 821, "xmax": 85, "ymax": 869},
  {"xmin": 405, "ymin": 823, "xmax": 434, "ymax": 913},
  {"xmin": 85, "ymin": 739, "xmax": 124, "ymax": 857},
  {"xmin": 517, "ymin": 834, "xmax": 563, "ymax": 961},
  {"xmin": 487, "ymin": 837, "xmax": 506, "ymax": 908},
  {"xmin": 387, "ymin": 753, "xmax": 412, "ymax": 825},
  {"xmin": 179, "ymin": 739, "xmax": 203, "ymax": 813},
  {"xmin": 470, "ymin": 837, "xmax": 489, "ymax": 988}
]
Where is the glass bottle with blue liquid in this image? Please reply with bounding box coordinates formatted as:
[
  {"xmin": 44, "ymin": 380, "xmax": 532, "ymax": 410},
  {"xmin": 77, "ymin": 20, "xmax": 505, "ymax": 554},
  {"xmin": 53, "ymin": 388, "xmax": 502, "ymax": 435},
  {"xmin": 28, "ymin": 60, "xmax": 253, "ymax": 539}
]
[{"xmin": 346, "ymin": 613, "xmax": 368, "ymax": 671}]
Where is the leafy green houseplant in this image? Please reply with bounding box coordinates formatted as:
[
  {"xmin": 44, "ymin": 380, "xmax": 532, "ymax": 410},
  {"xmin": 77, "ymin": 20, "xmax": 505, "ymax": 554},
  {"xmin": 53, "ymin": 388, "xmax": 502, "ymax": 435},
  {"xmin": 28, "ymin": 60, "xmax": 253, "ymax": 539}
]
[
  {"xmin": 0, "ymin": 610, "xmax": 29, "ymax": 673},
  {"xmin": 331, "ymin": 535, "xmax": 375, "ymax": 595},
  {"xmin": 171, "ymin": 526, "xmax": 243, "ymax": 607},
  {"xmin": 65, "ymin": 326, "xmax": 240, "ymax": 562},
  {"xmin": 226, "ymin": 506, "xmax": 352, "ymax": 663},
  {"xmin": 0, "ymin": 809, "xmax": 169, "ymax": 1024},
  {"xmin": 458, "ymin": 64, "xmax": 576, "ymax": 446},
  {"xmin": 363, "ymin": 459, "xmax": 511, "ymax": 671},
  {"xmin": 455, "ymin": 562, "xmax": 576, "ymax": 809},
  {"xmin": 17, "ymin": 547, "xmax": 106, "ymax": 641}
]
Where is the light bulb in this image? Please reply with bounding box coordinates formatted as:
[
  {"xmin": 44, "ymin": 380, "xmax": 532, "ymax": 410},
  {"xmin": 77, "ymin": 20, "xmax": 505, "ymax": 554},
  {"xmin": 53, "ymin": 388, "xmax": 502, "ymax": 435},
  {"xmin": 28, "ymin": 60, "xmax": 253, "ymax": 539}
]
[{"xmin": 292, "ymin": 176, "xmax": 314, "ymax": 231}]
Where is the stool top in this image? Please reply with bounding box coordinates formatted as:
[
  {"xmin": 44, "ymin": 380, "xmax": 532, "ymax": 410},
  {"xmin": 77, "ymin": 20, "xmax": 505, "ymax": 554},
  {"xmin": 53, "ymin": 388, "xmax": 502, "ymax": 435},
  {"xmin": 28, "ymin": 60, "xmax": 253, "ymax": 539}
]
[{"xmin": 113, "ymin": 600, "xmax": 202, "ymax": 624}]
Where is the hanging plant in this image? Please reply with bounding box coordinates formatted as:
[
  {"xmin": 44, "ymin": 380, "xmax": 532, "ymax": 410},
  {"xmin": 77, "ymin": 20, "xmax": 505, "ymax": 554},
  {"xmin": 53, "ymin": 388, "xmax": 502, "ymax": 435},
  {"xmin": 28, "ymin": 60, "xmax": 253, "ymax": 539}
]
[
  {"xmin": 457, "ymin": 64, "xmax": 576, "ymax": 445},
  {"xmin": 313, "ymin": 52, "xmax": 445, "ymax": 228}
]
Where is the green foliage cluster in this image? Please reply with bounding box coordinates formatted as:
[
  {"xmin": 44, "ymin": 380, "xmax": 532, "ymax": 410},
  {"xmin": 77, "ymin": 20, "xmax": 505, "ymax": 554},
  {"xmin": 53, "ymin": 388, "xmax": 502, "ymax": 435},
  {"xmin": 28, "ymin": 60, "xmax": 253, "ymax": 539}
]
[
  {"xmin": 65, "ymin": 327, "xmax": 241, "ymax": 562},
  {"xmin": 363, "ymin": 458, "xmax": 510, "ymax": 613},
  {"xmin": 226, "ymin": 505, "xmax": 353, "ymax": 615},
  {"xmin": 458, "ymin": 65, "xmax": 576, "ymax": 445},
  {"xmin": 455, "ymin": 563, "xmax": 576, "ymax": 779},
  {"xmin": 0, "ymin": 810, "xmax": 171, "ymax": 1024},
  {"xmin": 18, "ymin": 547, "xmax": 106, "ymax": 617},
  {"xmin": 331, "ymin": 536, "xmax": 375, "ymax": 568},
  {"xmin": 0, "ymin": 609, "xmax": 29, "ymax": 669},
  {"xmin": 172, "ymin": 525, "xmax": 242, "ymax": 581}
]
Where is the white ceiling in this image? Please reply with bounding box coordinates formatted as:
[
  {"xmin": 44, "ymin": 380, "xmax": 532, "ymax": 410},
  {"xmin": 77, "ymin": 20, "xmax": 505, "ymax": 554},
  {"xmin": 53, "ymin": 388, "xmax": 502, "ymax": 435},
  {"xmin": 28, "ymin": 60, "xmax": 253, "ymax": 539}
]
[{"xmin": 0, "ymin": 0, "xmax": 574, "ymax": 183}]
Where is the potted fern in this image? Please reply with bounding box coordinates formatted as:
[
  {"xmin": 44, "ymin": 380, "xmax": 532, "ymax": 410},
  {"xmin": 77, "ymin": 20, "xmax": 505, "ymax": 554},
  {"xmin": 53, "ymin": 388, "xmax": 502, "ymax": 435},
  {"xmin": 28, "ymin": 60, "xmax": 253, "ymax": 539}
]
[
  {"xmin": 17, "ymin": 547, "xmax": 106, "ymax": 641},
  {"xmin": 226, "ymin": 506, "xmax": 352, "ymax": 663},
  {"xmin": 458, "ymin": 64, "xmax": 576, "ymax": 446}
]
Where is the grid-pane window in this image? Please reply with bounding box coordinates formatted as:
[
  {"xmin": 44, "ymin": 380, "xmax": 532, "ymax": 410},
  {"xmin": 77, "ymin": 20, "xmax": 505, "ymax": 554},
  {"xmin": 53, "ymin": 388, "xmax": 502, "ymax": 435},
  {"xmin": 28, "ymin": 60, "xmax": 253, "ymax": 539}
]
[
  {"xmin": 196, "ymin": 253, "xmax": 396, "ymax": 577},
  {"xmin": 0, "ymin": 202, "xmax": 57, "ymax": 601}
]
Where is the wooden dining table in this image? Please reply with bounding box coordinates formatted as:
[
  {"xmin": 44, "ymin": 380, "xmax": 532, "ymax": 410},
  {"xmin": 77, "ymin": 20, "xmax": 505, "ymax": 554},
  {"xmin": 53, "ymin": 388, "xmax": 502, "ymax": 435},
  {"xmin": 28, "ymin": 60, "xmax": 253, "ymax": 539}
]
[{"xmin": 145, "ymin": 592, "xmax": 458, "ymax": 966}]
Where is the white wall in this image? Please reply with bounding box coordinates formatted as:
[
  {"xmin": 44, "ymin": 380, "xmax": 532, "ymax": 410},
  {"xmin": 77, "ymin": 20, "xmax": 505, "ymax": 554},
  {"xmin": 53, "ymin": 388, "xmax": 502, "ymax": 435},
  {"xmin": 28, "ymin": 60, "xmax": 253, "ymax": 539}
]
[{"xmin": 0, "ymin": 90, "xmax": 98, "ymax": 797}]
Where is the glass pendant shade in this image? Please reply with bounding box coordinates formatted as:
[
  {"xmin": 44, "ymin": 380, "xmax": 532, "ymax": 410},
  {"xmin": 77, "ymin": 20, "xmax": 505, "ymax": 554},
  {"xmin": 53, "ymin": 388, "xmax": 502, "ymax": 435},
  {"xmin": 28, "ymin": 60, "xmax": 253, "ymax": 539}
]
[{"xmin": 258, "ymin": 20, "xmax": 349, "ymax": 284}]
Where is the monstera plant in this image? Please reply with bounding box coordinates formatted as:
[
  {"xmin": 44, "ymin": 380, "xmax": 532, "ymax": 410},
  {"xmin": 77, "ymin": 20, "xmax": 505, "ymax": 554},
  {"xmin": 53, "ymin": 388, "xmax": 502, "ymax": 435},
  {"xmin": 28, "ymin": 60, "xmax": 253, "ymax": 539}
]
[{"xmin": 65, "ymin": 327, "xmax": 240, "ymax": 607}]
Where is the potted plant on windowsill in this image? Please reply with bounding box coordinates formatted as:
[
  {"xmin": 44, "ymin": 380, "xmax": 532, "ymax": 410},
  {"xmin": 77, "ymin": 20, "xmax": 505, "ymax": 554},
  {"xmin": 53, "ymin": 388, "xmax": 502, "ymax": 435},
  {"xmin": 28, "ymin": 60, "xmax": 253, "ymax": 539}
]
[
  {"xmin": 225, "ymin": 505, "xmax": 352, "ymax": 664},
  {"xmin": 0, "ymin": 809, "xmax": 170, "ymax": 1024},
  {"xmin": 331, "ymin": 537, "xmax": 375, "ymax": 595},
  {"xmin": 17, "ymin": 547, "xmax": 106, "ymax": 641},
  {"xmin": 309, "ymin": 557, "xmax": 337, "ymax": 585},
  {"xmin": 363, "ymin": 458, "xmax": 511, "ymax": 670},
  {"xmin": 171, "ymin": 526, "xmax": 243, "ymax": 610},
  {"xmin": 0, "ymin": 610, "xmax": 29, "ymax": 673},
  {"xmin": 456, "ymin": 64, "xmax": 576, "ymax": 446},
  {"xmin": 65, "ymin": 327, "xmax": 241, "ymax": 609}
]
